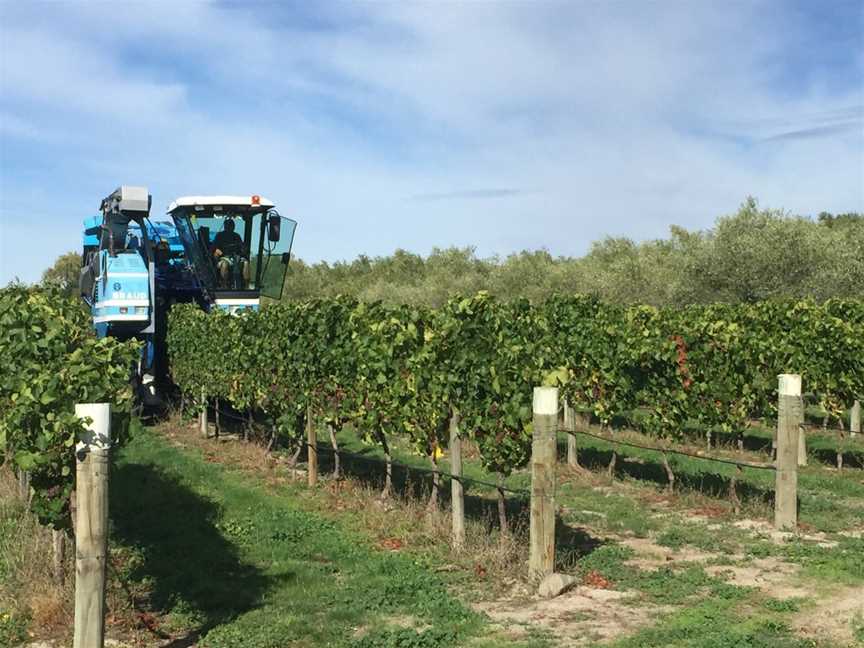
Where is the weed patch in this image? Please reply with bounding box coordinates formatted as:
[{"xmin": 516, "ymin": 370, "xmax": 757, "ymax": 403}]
[{"xmin": 613, "ymin": 597, "xmax": 817, "ymax": 648}]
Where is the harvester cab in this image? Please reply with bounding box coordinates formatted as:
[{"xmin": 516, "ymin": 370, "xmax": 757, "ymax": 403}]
[{"xmin": 168, "ymin": 195, "xmax": 297, "ymax": 313}]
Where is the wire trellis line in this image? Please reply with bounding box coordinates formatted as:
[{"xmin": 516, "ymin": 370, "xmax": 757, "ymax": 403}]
[
  {"xmin": 298, "ymin": 440, "xmax": 533, "ymax": 496},
  {"xmin": 561, "ymin": 427, "xmax": 777, "ymax": 471}
]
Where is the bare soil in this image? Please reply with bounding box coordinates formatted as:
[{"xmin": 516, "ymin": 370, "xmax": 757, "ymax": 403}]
[
  {"xmin": 792, "ymin": 586, "xmax": 864, "ymax": 646},
  {"xmin": 475, "ymin": 585, "xmax": 672, "ymax": 647},
  {"xmin": 619, "ymin": 536, "xmax": 714, "ymax": 570},
  {"xmin": 704, "ymin": 557, "xmax": 807, "ymax": 599}
]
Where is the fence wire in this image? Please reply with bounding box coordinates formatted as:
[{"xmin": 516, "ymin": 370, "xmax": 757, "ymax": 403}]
[
  {"xmin": 561, "ymin": 427, "xmax": 776, "ymax": 471},
  {"xmin": 301, "ymin": 441, "xmax": 533, "ymax": 496}
]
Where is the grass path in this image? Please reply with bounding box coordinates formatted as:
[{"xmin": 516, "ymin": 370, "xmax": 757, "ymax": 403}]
[{"xmin": 111, "ymin": 427, "xmax": 538, "ymax": 648}]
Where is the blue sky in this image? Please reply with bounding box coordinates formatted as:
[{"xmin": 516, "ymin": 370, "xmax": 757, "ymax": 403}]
[{"xmin": 1, "ymin": 1, "xmax": 862, "ymax": 284}]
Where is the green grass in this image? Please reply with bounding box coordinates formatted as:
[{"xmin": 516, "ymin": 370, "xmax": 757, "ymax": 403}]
[
  {"xmin": 111, "ymin": 427, "xmax": 507, "ymax": 648},
  {"xmin": 656, "ymin": 524, "xmax": 737, "ymax": 555},
  {"xmin": 0, "ymin": 608, "xmax": 29, "ymax": 647},
  {"xmin": 852, "ymin": 613, "xmax": 864, "ymax": 645},
  {"xmin": 773, "ymin": 535, "xmax": 864, "ymax": 586},
  {"xmin": 611, "ymin": 597, "xmax": 816, "ymax": 648},
  {"xmin": 558, "ymin": 479, "xmax": 658, "ymax": 538},
  {"xmin": 574, "ymin": 543, "xmax": 750, "ymax": 605}
]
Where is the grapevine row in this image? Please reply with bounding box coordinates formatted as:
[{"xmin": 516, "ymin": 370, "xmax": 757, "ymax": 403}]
[
  {"xmin": 0, "ymin": 285, "xmax": 139, "ymax": 529},
  {"xmin": 168, "ymin": 294, "xmax": 864, "ymax": 479}
]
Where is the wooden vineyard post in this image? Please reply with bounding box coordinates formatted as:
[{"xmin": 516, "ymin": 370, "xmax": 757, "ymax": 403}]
[
  {"xmin": 851, "ymin": 401, "xmax": 861, "ymax": 438},
  {"xmin": 18, "ymin": 470, "xmax": 29, "ymax": 502},
  {"xmin": 797, "ymin": 411, "xmax": 807, "ymax": 468},
  {"xmin": 449, "ymin": 408, "xmax": 465, "ymax": 550},
  {"xmin": 427, "ymin": 451, "xmax": 440, "ymax": 513},
  {"xmin": 729, "ymin": 465, "xmax": 742, "ymax": 515},
  {"xmin": 53, "ymin": 529, "xmax": 66, "ymax": 585},
  {"xmin": 529, "ymin": 387, "xmax": 558, "ymax": 580},
  {"xmin": 564, "ymin": 401, "xmax": 578, "ymax": 468},
  {"xmin": 775, "ymin": 375, "xmax": 801, "ymax": 531},
  {"xmin": 73, "ymin": 403, "xmax": 111, "ymax": 648},
  {"xmin": 199, "ymin": 389, "xmax": 208, "ymax": 439},
  {"xmin": 307, "ymin": 405, "xmax": 318, "ymax": 487},
  {"xmin": 328, "ymin": 424, "xmax": 341, "ymax": 479}
]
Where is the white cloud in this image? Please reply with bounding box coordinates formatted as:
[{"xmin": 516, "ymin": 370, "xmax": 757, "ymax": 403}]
[
  {"xmin": 1, "ymin": 30, "xmax": 188, "ymax": 124},
  {"xmin": 0, "ymin": 1, "xmax": 861, "ymax": 284}
]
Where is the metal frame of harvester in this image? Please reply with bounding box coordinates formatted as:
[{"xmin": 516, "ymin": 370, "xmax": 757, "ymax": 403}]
[{"xmin": 80, "ymin": 185, "xmax": 297, "ymax": 406}]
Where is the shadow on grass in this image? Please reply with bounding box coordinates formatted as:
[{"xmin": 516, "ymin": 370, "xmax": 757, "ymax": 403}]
[
  {"xmin": 593, "ymin": 410, "xmax": 864, "ymax": 470},
  {"xmin": 111, "ymin": 462, "xmax": 278, "ymax": 647},
  {"xmin": 709, "ymin": 429, "xmax": 773, "ymax": 454},
  {"xmin": 554, "ymin": 517, "xmax": 606, "ymax": 569},
  {"xmin": 809, "ymin": 445, "xmax": 864, "ymax": 469},
  {"xmin": 572, "ymin": 445, "xmax": 775, "ymax": 508},
  {"xmin": 312, "ymin": 444, "xmax": 605, "ymax": 567}
]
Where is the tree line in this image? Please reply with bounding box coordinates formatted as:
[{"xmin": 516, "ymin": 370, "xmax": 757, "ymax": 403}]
[{"xmin": 282, "ymin": 199, "xmax": 862, "ymax": 306}]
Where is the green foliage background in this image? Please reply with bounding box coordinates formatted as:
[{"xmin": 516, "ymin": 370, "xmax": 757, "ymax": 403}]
[
  {"xmin": 281, "ymin": 200, "xmax": 863, "ymax": 306},
  {"xmin": 39, "ymin": 251, "xmax": 82, "ymax": 298}
]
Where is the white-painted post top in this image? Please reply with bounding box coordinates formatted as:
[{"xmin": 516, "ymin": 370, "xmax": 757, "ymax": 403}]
[
  {"xmin": 75, "ymin": 403, "xmax": 112, "ymax": 451},
  {"xmin": 533, "ymin": 387, "xmax": 559, "ymax": 416},
  {"xmin": 778, "ymin": 374, "xmax": 802, "ymax": 396}
]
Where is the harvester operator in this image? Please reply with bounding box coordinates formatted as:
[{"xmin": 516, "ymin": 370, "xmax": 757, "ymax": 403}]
[{"xmin": 212, "ymin": 218, "xmax": 250, "ymax": 288}]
